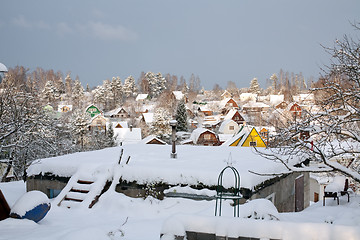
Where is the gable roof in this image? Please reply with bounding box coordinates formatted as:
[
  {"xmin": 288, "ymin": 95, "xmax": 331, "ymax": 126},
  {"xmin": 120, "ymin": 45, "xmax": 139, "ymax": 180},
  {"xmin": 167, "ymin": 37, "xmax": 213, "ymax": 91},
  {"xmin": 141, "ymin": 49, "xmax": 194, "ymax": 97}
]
[
  {"xmin": 241, "ymin": 127, "xmax": 267, "ymax": 147},
  {"xmin": 224, "ymin": 125, "xmax": 266, "ymax": 147},
  {"xmin": 172, "ymin": 91, "xmax": 184, "ymax": 101},
  {"xmin": 136, "ymin": 94, "xmax": 149, "ymax": 101},
  {"xmin": 142, "ymin": 112, "xmax": 154, "ymax": 124},
  {"xmin": 105, "ymin": 107, "xmax": 127, "ymax": 116},
  {"xmin": 190, "ymin": 128, "xmax": 216, "ymax": 144},
  {"xmin": 218, "ymin": 119, "xmax": 238, "ymax": 133},
  {"xmin": 140, "ymin": 135, "xmax": 167, "ymax": 145}
]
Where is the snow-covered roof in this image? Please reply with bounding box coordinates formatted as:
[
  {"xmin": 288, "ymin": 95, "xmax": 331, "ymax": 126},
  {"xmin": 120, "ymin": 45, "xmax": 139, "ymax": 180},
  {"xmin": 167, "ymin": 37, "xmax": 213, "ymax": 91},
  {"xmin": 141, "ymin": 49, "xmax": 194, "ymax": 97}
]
[
  {"xmin": 189, "ymin": 128, "xmax": 216, "ymax": 143},
  {"xmin": 27, "ymin": 144, "xmax": 289, "ymax": 189},
  {"xmin": 269, "ymin": 95, "xmax": 284, "ymax": 106},
  {"xmin": 219, "ymin": 119, "xmax": 238, "ymax": 133},
  {"xmin": 139, "ymin": 135, "xmax": 167, "ymax": 145},
  {"xmin": 219, "ymin": 98, "xmax": 233, "ymax": 108},
  {"xmin": 293, "ymin": 93, "xmax": 314, "ymax": 103},
  {"xmin": 240, "ymin": 93, "xmax": 257, "ymax": 102},
  {"xmin": 224, "ymin": 109, "xmax": 239, "ymax": 120},
  {"xmin": 142, "ymin": 112, "xmax": 154, "ymax": 124},
  {"xmin": 0, "ymin": 62, "xmax": 8, "ymax": 72},
  {"xmin": 104, "ymin": 107, "xmax": 127, "ymax": 117},
  {"xmin": 108, "ymin": 121, "xmax": 128, "ymax": 128},
  {"xmin": 172, "ymin": 91, "xmax": 184, "ymax": 101},
  {"xmin": 114, "ymin": 128, "xmax": 142, "ymax": 144},
  {"xmin": 136, "ymin": 94, "xmax": 149, "ymax": 101},
  {"xmin": 242, "ymin": 101, "xmax": 270, "ymax": 108}
]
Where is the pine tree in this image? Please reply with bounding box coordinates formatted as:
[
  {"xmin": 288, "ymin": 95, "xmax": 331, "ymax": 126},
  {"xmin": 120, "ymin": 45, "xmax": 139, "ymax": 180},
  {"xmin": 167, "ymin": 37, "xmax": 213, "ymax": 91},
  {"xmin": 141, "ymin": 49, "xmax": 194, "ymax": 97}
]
[
  {"xmin": 146, "ymin": 72, "xmax": 157, "ymax": 98},
  {"xmin": 41, "ymin": 80, "xmax": 59, "ymax": 105},
  {"xmin": 71, "ymin": 110, "xmax": 90, "ymax": 151},
  {"xmin": 249, "ymin": 77, "xmax": 261, "ymax": 95},
  {"xmin": 151, "ymin": 107, "xmax": 171, "ymax": 136},
  {"xmin": 65, "ymin": 73, "xmax": 73, "ymax": 98},
  {"xmin": 123, "ymin": 75, "xmax": 136, "ymax": 98},
  {"xmin": 72, "ymin": 78, "xmax": 85, "ymax": 109},
  {"xmin": 93, "ymin": 85, "xmax": 106, "ymax": 109},
  {"xmin": 155, "ymin": 72, "xmax": 166, "ymax": 96},
  {"xmin": 104, "ymin": 122, "xmax": 115, "ymax": 147},
  {"xmin": 270, "ymin": 73, "xmax": 278, "ymax": 94},
  {"xmin": 111, "ymin": 76, "xmax": 123, "ymax": 106},
  {"xmin": 175, "ymin": 100, "xmax": 188, "ymax": 132}
]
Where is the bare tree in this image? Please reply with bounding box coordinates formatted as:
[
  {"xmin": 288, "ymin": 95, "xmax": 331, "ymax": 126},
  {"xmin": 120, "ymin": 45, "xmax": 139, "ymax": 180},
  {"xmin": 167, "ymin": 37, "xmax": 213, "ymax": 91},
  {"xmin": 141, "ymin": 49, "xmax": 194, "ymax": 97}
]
[{"xmin": 262, "ymin": 22, "xmax": 360, "ymax": 183}]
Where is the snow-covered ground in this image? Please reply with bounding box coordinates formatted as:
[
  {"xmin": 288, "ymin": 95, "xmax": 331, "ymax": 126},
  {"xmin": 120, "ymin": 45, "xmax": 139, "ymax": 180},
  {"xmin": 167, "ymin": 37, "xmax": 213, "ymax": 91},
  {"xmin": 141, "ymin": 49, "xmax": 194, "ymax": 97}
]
[{"xmin": 1, "ymin": 180, "xmax": 360, "ymax": 240}]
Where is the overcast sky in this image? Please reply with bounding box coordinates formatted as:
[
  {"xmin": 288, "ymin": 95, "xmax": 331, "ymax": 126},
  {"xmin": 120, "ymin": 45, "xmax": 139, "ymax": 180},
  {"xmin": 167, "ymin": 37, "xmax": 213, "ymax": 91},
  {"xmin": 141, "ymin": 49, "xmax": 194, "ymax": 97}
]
[{"xmin": 0, "ymin": 0, "xmax": 359, "ymax": 90}]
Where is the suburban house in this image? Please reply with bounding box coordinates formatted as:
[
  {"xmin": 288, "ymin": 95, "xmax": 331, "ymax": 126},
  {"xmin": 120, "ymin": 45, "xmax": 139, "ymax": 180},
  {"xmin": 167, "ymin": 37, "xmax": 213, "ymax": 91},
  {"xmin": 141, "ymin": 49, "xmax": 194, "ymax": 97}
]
[
  {"xmin": 171, "ymin": 91, "xmax": 187, "ymax": 103},
  {"xmin": 224, "ymin": 109, "xmax": 246, "ymax": 125},
  {"xmin": 221, "ymin": 90, "xmax": 232, "ymax": 99},
  {"xmin": 226, "ymin": 126, "xmax": 267, "ymax": 148},
  {"xmin": 88, "ymin": 114, "xmax": 108, "ymax": 132},
  {"xmin": 218, "ymin": 119, "xmax": 240, "ymax": 135},
  {"xmin": 220, "ymin": 98, "xmax": 239, "ymax": 113},
  {"xmin": 202, "ymin": 115, "xmax": 221, "ymax": 132},
  {"xmin": 197, "ymin": 106, "xmax": 213, "ymax": 117},
  {"xmin": 58, "ymin": 104, "xmax": 72, "ymax": 113},
  {"xmin": 242, "ymin": 101, "xmax": 270, "ymax": 114},
  {"xmin": 135, "ymin": 93, "xmax": 149, "ymax": 103},
  {"xmin": 187, "ymin": 128, "xmax": 221, "ymax": 146},
  {"xmin": 85, "ymin": 104, "xmax": 102, "ymax": 118},
  {"xmin": 105, "ymin": 107, "xmax": 130, "ymax": 120},
  {"xmin": 111, "ymin": 121, "xmax": 128, "ymax": 129},
  {"xmin": 287, "ymin": 102, "xmax": 302, "ymax": 120},
  {"xmin": 269, "ymin": 94, "xmax": 285, "ymax": 107},
  {"xmin": 139, "ymin": 135, "xmax": 167, "ymax": 145},
  {"xmin": 275, "ymin": 101, "xmax": 289, "ymax": 110}
]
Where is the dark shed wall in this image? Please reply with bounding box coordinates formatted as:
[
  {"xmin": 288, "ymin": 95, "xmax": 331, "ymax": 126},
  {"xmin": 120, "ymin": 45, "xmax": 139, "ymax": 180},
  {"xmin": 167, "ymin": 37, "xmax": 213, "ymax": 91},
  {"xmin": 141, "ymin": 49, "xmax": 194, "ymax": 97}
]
[
  {"xmin": 250, "ymin": 172, "xmax": 310, "ymax": 212},
  {"xmin": 26, "ymin": 175, "xmax": 69, "ymax": 198}
]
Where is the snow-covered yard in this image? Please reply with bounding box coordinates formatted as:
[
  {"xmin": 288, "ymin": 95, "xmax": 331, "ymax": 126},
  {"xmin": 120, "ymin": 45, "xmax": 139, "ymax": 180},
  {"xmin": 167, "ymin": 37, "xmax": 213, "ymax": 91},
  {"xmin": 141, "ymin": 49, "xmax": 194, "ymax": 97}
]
[{"xmin": 1, "ymin": 180, "xmax": 360, "ymax": 240}]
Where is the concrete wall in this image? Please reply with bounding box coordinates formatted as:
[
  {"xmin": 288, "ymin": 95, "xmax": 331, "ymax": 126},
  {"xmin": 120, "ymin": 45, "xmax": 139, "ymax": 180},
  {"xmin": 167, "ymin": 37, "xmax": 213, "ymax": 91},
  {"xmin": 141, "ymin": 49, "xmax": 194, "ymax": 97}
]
[
  {"xmin": 250, "ymin": 172, "xmax": 310, "ymax": 212},
  {"xmin": 26, "ymin": 175, "xmax": 69, "ymax": 198}
]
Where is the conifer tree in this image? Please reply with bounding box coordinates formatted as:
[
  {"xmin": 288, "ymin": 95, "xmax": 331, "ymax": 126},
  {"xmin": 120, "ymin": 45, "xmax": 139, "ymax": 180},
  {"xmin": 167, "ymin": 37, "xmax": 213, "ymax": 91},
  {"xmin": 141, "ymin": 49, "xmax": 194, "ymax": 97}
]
[
  {"xmin": 41, "ymin": 80, "xmax": 59, "ymax": 105},
  {"xmin": 123, "ymin": 75, "xmax": 137, "ymax": 97},
  {"xmin": 249, "ymin": 77, "xmax": 261, "ymax": 95},
  {"xmin": 175, "ymin": 100, "xmax": 188, "ymax": 132},
  {"xmin": 72, "ymin": 79, "xmax": 85, "ymax": 109}
]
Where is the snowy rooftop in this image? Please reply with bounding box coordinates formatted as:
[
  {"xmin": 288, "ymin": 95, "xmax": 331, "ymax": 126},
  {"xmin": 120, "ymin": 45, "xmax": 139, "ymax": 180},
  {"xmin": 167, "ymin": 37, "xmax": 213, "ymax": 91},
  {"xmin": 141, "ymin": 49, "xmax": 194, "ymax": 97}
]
[
  {"xmin": 27, "ymin": 144, "xmax": 290, "ymax": 189},
  {"xmin": 0, "ymin": 62, "xmax": 8, "ymax": 72}
]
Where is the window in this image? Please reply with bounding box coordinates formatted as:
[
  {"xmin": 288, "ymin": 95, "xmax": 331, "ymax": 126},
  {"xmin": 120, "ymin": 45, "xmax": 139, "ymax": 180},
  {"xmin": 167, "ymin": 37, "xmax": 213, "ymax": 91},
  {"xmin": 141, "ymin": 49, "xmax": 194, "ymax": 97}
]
[
  {"xmin": 204, "ymin": 134, "xmax": 212, "ymax": 140},
  {"xmin": 229, "ymin": 126, "xmax": 234, "ymax": 130},
  {"xmin": 249, "ymin": 141, "xmax": 257, "ymax": 147}
]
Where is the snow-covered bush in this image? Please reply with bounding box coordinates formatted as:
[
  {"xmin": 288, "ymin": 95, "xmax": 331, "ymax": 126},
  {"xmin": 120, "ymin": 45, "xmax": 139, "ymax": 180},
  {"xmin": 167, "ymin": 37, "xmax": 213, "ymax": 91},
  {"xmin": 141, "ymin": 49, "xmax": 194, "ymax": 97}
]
[{"xmin": 241, "ymin": 199, "xmax": 279, "ymax": 221}]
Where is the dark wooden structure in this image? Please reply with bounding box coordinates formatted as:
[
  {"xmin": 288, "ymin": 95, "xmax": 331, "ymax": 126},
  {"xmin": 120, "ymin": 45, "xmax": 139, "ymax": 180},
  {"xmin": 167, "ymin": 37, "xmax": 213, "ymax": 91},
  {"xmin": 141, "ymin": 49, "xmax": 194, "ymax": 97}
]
[{"xmin": 0, "ymin": 189, "xmax": 11, "ymax": 221}]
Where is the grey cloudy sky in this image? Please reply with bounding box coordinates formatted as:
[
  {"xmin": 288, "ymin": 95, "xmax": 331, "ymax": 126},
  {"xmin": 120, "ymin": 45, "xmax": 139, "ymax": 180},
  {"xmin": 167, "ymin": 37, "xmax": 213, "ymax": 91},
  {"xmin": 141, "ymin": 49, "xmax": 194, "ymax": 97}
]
[{"xmin": 0, "ymin": 0, "xmax": 359, "ymax": 89}]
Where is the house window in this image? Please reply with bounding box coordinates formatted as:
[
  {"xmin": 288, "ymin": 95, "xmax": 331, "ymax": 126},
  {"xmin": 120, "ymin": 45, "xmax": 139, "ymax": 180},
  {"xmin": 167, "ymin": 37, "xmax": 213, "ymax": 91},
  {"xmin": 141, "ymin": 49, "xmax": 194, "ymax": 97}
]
[
  {"xmin": 204, "ymin": 134, "xmax": 212, "ymax": 140},
  {"xmin": 249, "ymin": 141, "xmax": 257, "ymax": 147},
  {"xmin": 229, "ymin": 126, "xmax": 234, "ymax": 130}
]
